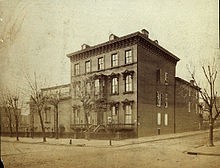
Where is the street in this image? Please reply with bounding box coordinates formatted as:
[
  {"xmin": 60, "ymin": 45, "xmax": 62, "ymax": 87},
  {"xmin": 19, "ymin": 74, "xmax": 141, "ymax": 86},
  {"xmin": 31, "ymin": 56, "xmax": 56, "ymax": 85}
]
[{"xmin": 1, "ymin": 132, "xmax": 220, "ymax": 168}]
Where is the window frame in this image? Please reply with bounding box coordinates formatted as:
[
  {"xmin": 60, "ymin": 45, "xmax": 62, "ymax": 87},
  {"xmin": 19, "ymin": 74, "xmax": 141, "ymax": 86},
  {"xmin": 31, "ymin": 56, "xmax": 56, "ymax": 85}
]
[
  {"xmin": 111, "ymin": 77, "xmax": 119, "ymax": 95},
  {"xmin": 125, "ymin": 50, "xmax": 132, "ymax": 64},
  {"xmin": 85, "ymin": 60, "xmax": 91, "ymax": 73},
  {"xmin": 111, "ymin": 53, "xmax": 118, "ymax": 67},
  {"xmin": 94, "ymin": 79, "xmax": 100, "ymax": 95},
  {"xmin": 125, "ymin": 104, "xmax": 132, "ymax": 124},
  {"xmin": 125, "ymin": 74, "xmax": 133, "ymax": 92},
  {"xmin": 98, "ymin": 57, "xmax": 104, "ymax": 70},
  {"xmin": 165, "ymin": 72, "xmax": 168, "ymax": 85},
  {"xmin": 164, "ymin": 113, "xmax": 168, "ymax": 126},
  {"xmin": 157, "ymin": 113, "xmax": 161, "ymax": 125},
  {"xmin": 74, "ymin": 63, "xmax": 80, "ymax": 75},
  {"xmin": 165, "ymin": 93, "xmax": 168, "ymax": 108}
]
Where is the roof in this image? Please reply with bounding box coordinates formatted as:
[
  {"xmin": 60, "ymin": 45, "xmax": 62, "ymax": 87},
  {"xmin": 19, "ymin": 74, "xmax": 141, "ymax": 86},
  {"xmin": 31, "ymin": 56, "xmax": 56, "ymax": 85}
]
[
  {"xmin": 67, "ymin": 31, "xmax": 180, "ymax": 62},
  {"xmin": 175, "ymin": 77, "xmax": 200, "ymax": 90},
  {"xmin": 41, "ymin": 84, "xmax": 70, "ymax": 91}
]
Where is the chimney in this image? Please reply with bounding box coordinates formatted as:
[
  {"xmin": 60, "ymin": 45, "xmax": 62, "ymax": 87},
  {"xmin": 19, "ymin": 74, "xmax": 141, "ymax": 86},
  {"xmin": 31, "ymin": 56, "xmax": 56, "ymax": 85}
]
[
  {"xmin": 154, "ymin": 40, "xmax": 158, "ymax": 44},
  {"xmin": 81, "ymin": 43, "xmax": 90, "ymax": 50},
  {"xmin": 109, "ymin": 34, "xmax": 118, "ymax": 41},
  {"xmin": 141, "ymin": 29, "xmax": 149, "ymax": 38},
  {"xmin": 190, "ymin": 80, "xmax": 195, "ymax": 86}
]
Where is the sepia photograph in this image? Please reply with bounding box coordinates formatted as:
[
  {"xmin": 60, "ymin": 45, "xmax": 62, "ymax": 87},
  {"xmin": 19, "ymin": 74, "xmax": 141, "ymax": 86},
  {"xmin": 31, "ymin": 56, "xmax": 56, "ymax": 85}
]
[{"xmin": 0, "ymin": 0, "xmax": 219, "ymax": 167}]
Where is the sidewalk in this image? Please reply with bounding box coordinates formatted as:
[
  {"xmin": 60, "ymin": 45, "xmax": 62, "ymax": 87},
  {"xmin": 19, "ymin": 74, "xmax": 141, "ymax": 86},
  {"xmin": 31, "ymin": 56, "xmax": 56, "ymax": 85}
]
[{"xmin": 1, "ymin": 128, "xmax": 220, "ymax": 150}]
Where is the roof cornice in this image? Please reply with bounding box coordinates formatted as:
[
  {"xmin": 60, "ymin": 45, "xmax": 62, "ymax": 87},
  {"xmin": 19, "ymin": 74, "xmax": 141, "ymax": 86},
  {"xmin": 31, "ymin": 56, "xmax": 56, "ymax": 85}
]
[{"xmin": 67, "ymin": 31, "xmax": 180, "ymax": 62}]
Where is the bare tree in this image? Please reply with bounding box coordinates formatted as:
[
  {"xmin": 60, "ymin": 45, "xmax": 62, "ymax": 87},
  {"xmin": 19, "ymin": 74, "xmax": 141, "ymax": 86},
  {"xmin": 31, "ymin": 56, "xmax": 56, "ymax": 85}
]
[
  {"xmin": 7, "ymin": 94, "xmax": 21, "ymax": 141},
  {"xmin": 25, "ymin": 72, "xmax": 48, "ymax": 142},
  {"xmin": 46, "ymin": 91, "xmax": 61, "ymax": 139},
  {"xmin": 189, "ymin": 62, "xmax": 220, "ymax": 146},
  {"xmin": 74, "ymin": 78, "xmax": 94, "ymax": 129},
  {"xmin": 0, "ymin": 93, "xmax": 13, "ymax": 137},
  {"xmin": 0, "ymin": 88, "xmax": 22, "ymax": 141}
]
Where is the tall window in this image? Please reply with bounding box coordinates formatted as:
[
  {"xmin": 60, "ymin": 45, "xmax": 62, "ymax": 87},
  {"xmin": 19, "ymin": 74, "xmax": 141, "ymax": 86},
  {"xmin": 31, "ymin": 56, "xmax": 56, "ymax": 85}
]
[
  {"xmin": 85, "ymin": 61, "xmax": 91, "ymax": 73},
  {"xmin": 156, "ymin": 91, "xmax": 162, "ymax": 107},
  {"xmin": 156, "ymin": 69, "xmax": 162, "ymax": 83},
  {"xmin": 111, "ymin": 105, "xmax": 118, "ymax": 123},
  {"xmin": 188, "ymin": 102, "xmax": 191, "ymax": 112},
  {"xmin": 74, "ymin": 63, "xmax": 80, "ymax": 75},
  {"xmin": 44, "ymin": 108, "xmax": 51, "ymax": 123},
  {"xmin": 86, "ymin": 82, "xmax": 91, "ymax": 95},
  {"xmin": 94, "ymin": 79, "xmax": 100, "ymax": 95},
  {"xmin": 189, "ymin": 87, "xmax": 191, "ymax": 96},
  {"xmin": 125, "ymin": 75, "xmax": 133, "ymax": 92},
  {"xmin": 164, "ymin": 114, "xmax": 168, "ymax": 126},
  {"xmin": 98, "ymin": 57, "xmax": 104, "ymax": 70},
  {"xmin": 125, "ymin": 105, "xmax": 132, "ymax": 124},
  {"xmin": 73, "ymin": 108, "xmax": 80, "ymax": 124},
  {"xmin": 111, "ymin": 77, "xmax": 119, "ymax": 94},
  {"xmin": 157, "ymin": 113, "xmax": 161, "ymax": 125},
  {"xmin": 111, "ymin": 53, "xmax": 118, "ymax": 67},
  {"xmin": 165, "ymin": 93, "xmax": 168, "ymax": 108},
  {"xmin": 75, "ymin": 83, "xmax": 80, "ymax": 98},
  {"xmin": 165, "ymin": 72, "xmax": 168, "ymax": 84},
  {"xmin": 125, "ymin": 50, "xmax": 132, "ymax": 64}
]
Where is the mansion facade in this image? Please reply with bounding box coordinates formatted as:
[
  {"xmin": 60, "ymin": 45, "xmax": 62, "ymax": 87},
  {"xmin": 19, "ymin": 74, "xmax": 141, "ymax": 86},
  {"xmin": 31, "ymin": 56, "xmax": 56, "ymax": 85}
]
[{"xmin": 30, "ymin": 29, "xmax": 200, "ymax": 138}]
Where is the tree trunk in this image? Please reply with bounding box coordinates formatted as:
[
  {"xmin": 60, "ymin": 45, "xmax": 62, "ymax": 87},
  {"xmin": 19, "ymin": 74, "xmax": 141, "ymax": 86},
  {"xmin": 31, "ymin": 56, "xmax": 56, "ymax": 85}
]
[
  {"xmin": 38, "ymin": 109, "xmax": 46, "ymax": 142},
  {"xmin": 55, "ymin": 105, "xmax": 59, "ymax": 139},
  {"xmin": 15, "ymin": 117, "xmax": 19, "ymax": 141},
  {"xmin": 9, "ymin": 117, "xmax": 13, "ymax": 137},
  {"xmin": 208, "ymin": 119, "xmax": 214, "ymax": 146}
]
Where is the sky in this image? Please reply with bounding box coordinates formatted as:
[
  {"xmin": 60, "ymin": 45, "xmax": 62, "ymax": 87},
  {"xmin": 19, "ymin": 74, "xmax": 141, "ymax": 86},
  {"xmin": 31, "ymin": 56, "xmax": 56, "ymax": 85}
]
[{"xmin": 0, "ymin": 0, "xmax": 219, "ymax": 102}]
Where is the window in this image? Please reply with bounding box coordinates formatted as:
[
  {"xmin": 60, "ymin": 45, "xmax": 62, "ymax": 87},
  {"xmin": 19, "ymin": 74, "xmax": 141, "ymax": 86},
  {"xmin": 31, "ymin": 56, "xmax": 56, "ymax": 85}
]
[
  {"xmin": 85, "ymin": 61, "xmax": 91, "ymax": 73},
  {"xmin": 44, "ymin": 108, "xmax": 51, "ymax": 123},
  {"xmin": 86, "ymin": 82, "xmax": 91, "ymax": 95},
  {"xmin": 188, "ymin": 102, "xmax": 191, "ymax": 112},
  {"xmin": 125, "ymin": 75, "xmax": 133, "ymax": 92},
  {"xmin": 165, "ymin": 72, "xmax": 168, "ymax": 84},
  {"xmin": 156, "ymin": 91, "xmax": 162, "ymax": 107},
  {"xmin": 94, "ymin": 79, "xmax": 100, "ymax": 95},
  {"xmin": 165, "ymin": 93, "xmax": 168, "ymax": 108},
  {"xmin": 164, "ymin": 114, "xmax": 168, "ymax": 126},
  {"xmin": 111, "ymin": 105, "xmax": 118, "ymax": 123},
  {"xmin": 156, "ymin": 69, "xmax": 162, "ymax": 83},
  {"xmin": 111, "ymin": 77, "xmax": 119, "ymax": 94},
  {"xmin": 125, "ymin": 105, "xmax": 132, "ymax": 124},
  {"xmin": 125, "ymin": 50, "xmax": 132, "ymax": 64},
  {"xmin": 74, "ymin": 63, "xmax": 80, "ymax": 75},
  {"xmin": 195, "ymin": 104, "xmax": 198, "ymax": 114},
  {"xmin": 73, "ymin": 108, "xmax": 80, "ymax": 124},
  {"xmin": 111, "ymin": 53, "xmax": 118, "ymax": 67},
  {"xmin": 98, "ymin": 57, "xmax": 104, "ymax": 70},
  {"xmin": 189, "ymin": 87, "xmax": 191, "ymax": 96},
  {"xmin": 157, "ymin": 113, "xmax": 161, "ymax": 125},
  {"xmin": 75, "ymin": 83, "xmax": 80, "ymax": 98}
]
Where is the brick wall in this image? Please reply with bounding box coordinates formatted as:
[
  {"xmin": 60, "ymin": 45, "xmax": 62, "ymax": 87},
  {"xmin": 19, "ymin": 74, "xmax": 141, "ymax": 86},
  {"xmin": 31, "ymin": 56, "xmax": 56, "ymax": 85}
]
[{"xmin": 137, "ymin": 43, "xmax": 177, "ymax": 137}]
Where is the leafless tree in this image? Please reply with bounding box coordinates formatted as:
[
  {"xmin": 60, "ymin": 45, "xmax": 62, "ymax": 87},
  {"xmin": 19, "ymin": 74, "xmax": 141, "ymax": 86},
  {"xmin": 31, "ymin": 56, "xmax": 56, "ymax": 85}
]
[
  {"xmin": 0, "ymin": 92, "xmax": 13, "ymax": 137},
  {"xmin": 46, "ymin": 91, "xmax": 61, "ymax": 139},
  {"xmin": 0, "ymin": 88, "xmax": 22, "ymax": 141},
  {"xmin": 24, "ymin": 72, "xmax": 48, "ymax": 142},
  {"xmin": 189, "ymin": 61, "xmax": 220, "ymax": 146}
]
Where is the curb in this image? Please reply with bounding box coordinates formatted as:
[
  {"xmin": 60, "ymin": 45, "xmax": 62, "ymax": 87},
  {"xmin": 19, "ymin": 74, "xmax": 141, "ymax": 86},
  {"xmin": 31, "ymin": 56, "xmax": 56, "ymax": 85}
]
[
  {"xmin": 186, "ymin": 151, "xmax": 220, "ymax": 156},
  {"xmin": 2, "ymin": 129, "xmax": 220, "ymax": 148}
]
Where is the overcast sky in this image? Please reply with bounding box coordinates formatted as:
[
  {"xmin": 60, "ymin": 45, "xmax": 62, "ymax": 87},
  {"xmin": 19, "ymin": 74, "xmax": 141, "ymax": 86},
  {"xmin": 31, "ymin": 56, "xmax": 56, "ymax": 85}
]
[{"xmin": 0, "ymin": 0, "xmax": 219, "ymax": 94}]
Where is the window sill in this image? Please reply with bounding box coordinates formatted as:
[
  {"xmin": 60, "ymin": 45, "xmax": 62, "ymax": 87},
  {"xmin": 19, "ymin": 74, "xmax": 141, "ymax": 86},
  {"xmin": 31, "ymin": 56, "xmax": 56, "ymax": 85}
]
[
  {"xmin": 110, "ymin": 93, "xmax": 119, "ymax": 96},
  {"xmin": 123, "ymin": 91, "xmax": 134, "ymax": 95}
]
